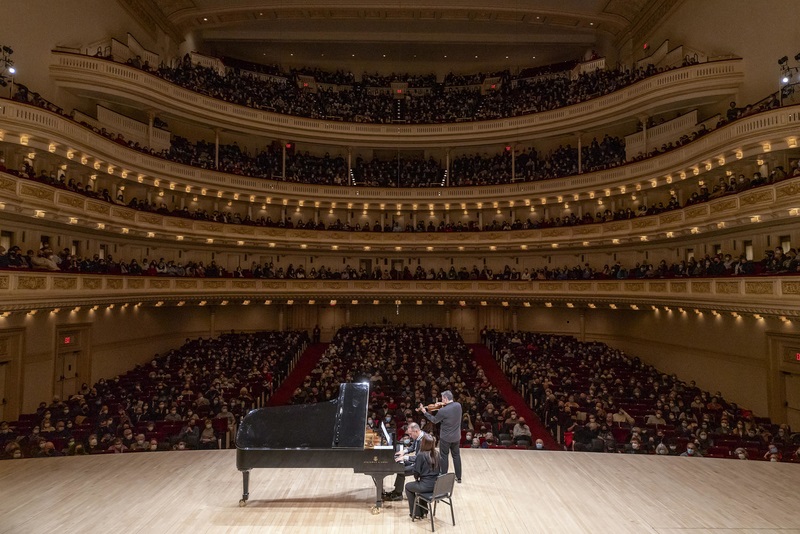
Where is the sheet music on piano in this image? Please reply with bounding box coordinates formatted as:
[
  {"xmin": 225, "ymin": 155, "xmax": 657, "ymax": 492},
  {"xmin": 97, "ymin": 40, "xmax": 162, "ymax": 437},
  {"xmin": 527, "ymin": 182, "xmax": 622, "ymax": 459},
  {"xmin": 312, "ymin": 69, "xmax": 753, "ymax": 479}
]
[{"xmin": 376, "ymin": 422, "xmax": 393, "ymax": 449}]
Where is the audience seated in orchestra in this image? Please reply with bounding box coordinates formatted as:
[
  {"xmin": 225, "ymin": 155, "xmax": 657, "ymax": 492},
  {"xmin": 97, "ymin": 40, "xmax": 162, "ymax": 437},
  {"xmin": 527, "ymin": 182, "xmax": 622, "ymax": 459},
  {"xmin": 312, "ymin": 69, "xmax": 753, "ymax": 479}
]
[
  {"xmin": 486, "ymin": 331, "xmax": 799, "ymax": 461},
  {"xmin": 289, "ymin": 325, "xmax": 524, "ymax": 450},
  {"xmin": 0, "ymin": 331, "xmax": 308, "ymax": 459}
]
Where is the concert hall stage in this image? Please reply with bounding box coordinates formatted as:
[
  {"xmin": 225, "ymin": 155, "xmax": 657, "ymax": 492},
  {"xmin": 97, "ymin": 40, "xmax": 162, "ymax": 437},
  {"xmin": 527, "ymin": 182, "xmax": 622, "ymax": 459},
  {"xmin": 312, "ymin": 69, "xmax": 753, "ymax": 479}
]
[{"xmin": 1, "ymin": 449, "xmax": 798, "ymax": 533}]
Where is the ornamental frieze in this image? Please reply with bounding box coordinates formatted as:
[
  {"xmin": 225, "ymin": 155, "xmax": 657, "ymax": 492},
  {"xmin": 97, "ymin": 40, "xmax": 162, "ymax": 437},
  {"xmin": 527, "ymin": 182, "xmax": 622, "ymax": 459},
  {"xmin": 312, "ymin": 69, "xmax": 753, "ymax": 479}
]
[
  {"xmin": 745, "ymin": 281, "xmax": 774, "ymax": 295},
  {"xmin": 477, "ymin": 283, "xmax": 495, "ymax": 290},
  {"xmin": 105, "ymin": 279, "xmax": 123, "ymax": 289},
  {"xmin": 202, "ymin": 280, "xmax": 226, "ymax": 289},
  {"xmin": 82, "ymin": 278, "xmax": 102, "ymax": 289},
  {"xmin": 691, "ymin": 281, "xmax": 711, "ymax": 293},
  {"xmin": 568, "ymin": 282, "xmax": 591, "ymax": 291},
  {"xmin": 58, "ymin": 194, "xmax": 85, "ymax": 208},
  {"xmin": 572, "ymin": 225, "xmax": 601, "ymax": 235},
  {"xmin": 196, "ymin": 223, "xmax": 223, "ymax": 232},
  {"xmin": 740, "ymin": 190, "xmax": 774, "ymax": 205},
  {"xmin": 631, "ymin": 218, "xmax": 656, "ymax": 229},
  {"xmin": 353, "ymin": 282, "xmax": 377, "ymax": 289},
  {"xmin": 52, "ymin": 277, "xmax": 77, "ymax": 290},
  {"xmin": 19, "ymin": 183, "xmax": 55, "ymax": 201},
  {"xmin": 325, "ymin": 282, "xmax": 344, "ymax": 289},
  {"xmin": 649, "ymin": 282, "xmax": 667, "ymax": 292},
  {"xmin": 604, "ymin": 222, "xmax": 627, "ymax": 232},
  {"xmin": 86, "ymin": 201, "xmax": 111, "ymax": 215},
  {"xmin": 166, "ymin": 218, "xmax": 192, "ymax": 229},
  {"xmin": 670, "ymin": 282, "xmax": 687, "ymax": 293},
  {"xmin": 597, "ymin": 282, "xmax": 620, "ymax": 291},
  {"xmin": 127, "ymin": 278, "xmax": 145, "ymax": 289},
  {"xmin": 418, "ymin": 283, "xmax": 442, "ymax": 290},
  {"xmin": 138, "ymin": 213, "xmax": 164, "ymax": 225},
  {"xmin": 625, "ymin": 282, "xmax": 645, "ymax": 292},
  {"xmin": 710, "ymin": 198, "xmax": 738, "ymax": 213},
  {"xmin": 294, "ymin": 281, "xmax": 315, "ymax": 289},
  {"xmin": 509, "ymin": 282, "xmax": 529, "ymax": 291},
  {"xmin": 0, "ymin": 276, "xmax": 8, "ymax": 290},
  {"xmin": 450, "ymin": 283, "xmax": 470, "ymax": 290},
  {"xmin": 229, "ymin": 226, "xmax": 255, "ymax": 235},
  {"xmin": 112, "ymin": 207, "xmax": 136, "ymax": 221},
  {"xmin": 538, "ymin": 282, "xmax": 563, "ymax": 291},
  {"xmin": 542, "ymin": 228, "xmax": 568, "ymax": 237},
  {"xmin": 659, "ymin": 212, "xmax": 683, "ymax": 224},
  {"xmin": 388, "ymin": 282, "xmax": 410, "ymax": 289},
  {"xmin": 782, "ymin": 281, "xmax": 800, "ymax": 295},
  {"xmin": 232, "ymin": 280, "xmax": 257, "ymax": 289},
  {"xmin": 175, "ymin": 280, "xmax": 198, "ymax": 289},
  {"xmin": 17, "ymin": 276, "xmax": 47, "ymax": 290},
  {"xmin": 685, "ymin": 206, "xmax": 708, "ymax": 219},
  {"xmin": 715, "ymin": 281, "xmax": 740, "ymax": 294},
  {"xmin": 262, "ymin": 281, "xmax": 287, "ymax": 289},
  {"xmin": 0, "ymin": 176, "xmax": 16, "ymax": 192},
  {"xmin": 148, "ymin": 279, "xmax": 171, "ymax": 289},
  {"xmin": 776, "ymin": 182, "xmax": 800, "ymax": 198}
]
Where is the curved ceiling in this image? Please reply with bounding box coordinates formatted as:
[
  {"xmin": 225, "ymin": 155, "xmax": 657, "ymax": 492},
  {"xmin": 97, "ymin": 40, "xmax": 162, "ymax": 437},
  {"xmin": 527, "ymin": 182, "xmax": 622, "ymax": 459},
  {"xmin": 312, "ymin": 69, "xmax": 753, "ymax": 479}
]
[{"xmin": 137, "ymin": 0, "xmax": 666, "ymax": 72}]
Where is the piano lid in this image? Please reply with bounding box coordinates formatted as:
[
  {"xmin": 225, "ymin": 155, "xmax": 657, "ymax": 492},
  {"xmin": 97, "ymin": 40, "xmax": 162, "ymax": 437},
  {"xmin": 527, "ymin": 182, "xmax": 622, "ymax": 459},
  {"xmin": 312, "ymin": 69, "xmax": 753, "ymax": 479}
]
[{"xmin": 237, "ymin": 383, "xmax": 369, "ymax": 450}]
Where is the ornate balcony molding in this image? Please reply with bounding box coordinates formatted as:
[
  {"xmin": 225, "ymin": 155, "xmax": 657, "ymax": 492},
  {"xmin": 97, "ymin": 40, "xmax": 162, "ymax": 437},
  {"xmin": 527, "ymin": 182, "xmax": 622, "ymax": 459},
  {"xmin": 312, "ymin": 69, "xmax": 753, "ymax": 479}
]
[
  {"xmin": 49, "ymin": 52, "xmax": 743, "ymax": 148},
  {"xmin": 1, "ymin": 99, "xmax": 798, "ymax": 209},
  {"xmin": 1, "ymin": 170, "xmax": 799, "ymax": 250},
  {"xmin": 2, "ymin": 272, "xmax": 799, "ymax": 317}
]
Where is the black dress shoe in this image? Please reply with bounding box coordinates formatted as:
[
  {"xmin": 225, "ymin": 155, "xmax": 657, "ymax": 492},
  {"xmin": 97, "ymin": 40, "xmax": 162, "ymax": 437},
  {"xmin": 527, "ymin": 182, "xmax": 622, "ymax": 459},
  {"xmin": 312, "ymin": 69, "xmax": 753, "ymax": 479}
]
[
  {"xmin": 457, "ymin": 478, "xmax": 462, "ymax": 483},
  {"xmin": 387, "ymin": 492, "xmax": 403, "ymax": 501}
]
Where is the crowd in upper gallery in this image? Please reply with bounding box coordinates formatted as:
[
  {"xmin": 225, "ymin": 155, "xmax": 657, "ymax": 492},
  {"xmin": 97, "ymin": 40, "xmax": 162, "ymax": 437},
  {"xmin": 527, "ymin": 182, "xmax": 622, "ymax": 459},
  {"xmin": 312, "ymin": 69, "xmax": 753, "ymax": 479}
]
[
  {"xmin": 487, "ymin": 331, "xmax": 800, "ymax": 461},
  {"xmin": 2, "ymin": 237, "xmax": 798, "ymax": 280},
  {"xmin": 4, "ymin": 152, "xmax": 796, "ymax": 236},
  {"xmin": 0, "ymin": 331, "xmax": 309, "ymax": 458},
  {"xmin": 136, "ymin": 53, "xmax": 664, "ymax": 124}
]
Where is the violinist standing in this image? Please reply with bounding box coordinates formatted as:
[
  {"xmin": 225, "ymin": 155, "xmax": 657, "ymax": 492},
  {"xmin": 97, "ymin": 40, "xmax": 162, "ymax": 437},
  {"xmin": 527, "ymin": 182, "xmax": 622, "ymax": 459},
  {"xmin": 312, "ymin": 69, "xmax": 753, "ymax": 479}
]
[{"xmin": 420, "ymin": 390, "xmax": 463, "ymax": 483}]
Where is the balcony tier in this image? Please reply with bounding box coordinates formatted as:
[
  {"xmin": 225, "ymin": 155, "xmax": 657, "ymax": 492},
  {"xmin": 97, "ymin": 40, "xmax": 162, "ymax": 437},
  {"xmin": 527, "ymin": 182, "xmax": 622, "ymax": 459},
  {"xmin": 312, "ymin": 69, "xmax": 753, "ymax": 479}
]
[
  {"xmin": 1, "ymin": 99, "xmax": 798, "ymax": 209},
  {"xmin": 2, "ymin": 272, "xmax": 799, "ymax": 318},
  {"xmin": 1, "ymin": 169, "xmax": 799, "ymax": 251},
  {"xmin": 49, "ymin": 52, "xmax": 744, "ymax": 148}
]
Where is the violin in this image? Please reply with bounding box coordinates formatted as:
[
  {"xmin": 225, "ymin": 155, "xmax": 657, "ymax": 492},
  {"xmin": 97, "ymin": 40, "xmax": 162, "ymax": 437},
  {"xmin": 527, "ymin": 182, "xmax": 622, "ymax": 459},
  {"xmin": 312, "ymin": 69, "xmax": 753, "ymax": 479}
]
[{"xmin": 417, "ymin": 401, "xmax": 445, "ymax": 413}]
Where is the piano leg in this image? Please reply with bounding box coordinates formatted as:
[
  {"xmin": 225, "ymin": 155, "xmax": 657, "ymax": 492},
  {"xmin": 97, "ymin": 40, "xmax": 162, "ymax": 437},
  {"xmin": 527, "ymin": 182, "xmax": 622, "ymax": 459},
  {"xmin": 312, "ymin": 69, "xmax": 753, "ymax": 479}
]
[
  {"xmin": 369, "ymin": 474, "xmax": 384, "ymax": 515},
  {"xmin": 239, "ymin": 470, "xmax": 250, "ymax": 507}
]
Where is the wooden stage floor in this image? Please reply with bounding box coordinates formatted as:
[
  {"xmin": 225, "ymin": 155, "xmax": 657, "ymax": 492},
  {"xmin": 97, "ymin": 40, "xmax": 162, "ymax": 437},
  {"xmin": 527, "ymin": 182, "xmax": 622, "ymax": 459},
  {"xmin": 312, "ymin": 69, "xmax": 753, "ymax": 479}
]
[{"xmin": 1, "ymin": 449, "xmax": 799, "ymax": 534}]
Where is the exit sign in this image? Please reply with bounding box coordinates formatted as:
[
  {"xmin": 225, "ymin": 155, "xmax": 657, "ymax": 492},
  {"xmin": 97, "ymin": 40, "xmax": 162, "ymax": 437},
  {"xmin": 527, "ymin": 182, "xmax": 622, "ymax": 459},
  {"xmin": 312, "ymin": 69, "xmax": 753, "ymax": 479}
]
[
  {"xmin": 64, "ymin": 336, "xmax": 72, "ymax": 345},
  {"xmin": 796, "ymin": 352, "xmax": 800, "ymax": 361}
]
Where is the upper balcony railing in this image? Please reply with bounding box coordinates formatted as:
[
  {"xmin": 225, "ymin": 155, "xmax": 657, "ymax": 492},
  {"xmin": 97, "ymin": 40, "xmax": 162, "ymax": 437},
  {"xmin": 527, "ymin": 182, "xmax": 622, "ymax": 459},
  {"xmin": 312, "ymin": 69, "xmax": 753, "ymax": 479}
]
[
  {"xmin": 49, "ymin": 52, "xmax": 744, "ymax": 148},
  {"xmin": 2, "ymin": 271, "xmax": 799, "ymax": 318},
  {"xmin": 1, "ymin": 99, "xmax": 798, "ymax": 209}
]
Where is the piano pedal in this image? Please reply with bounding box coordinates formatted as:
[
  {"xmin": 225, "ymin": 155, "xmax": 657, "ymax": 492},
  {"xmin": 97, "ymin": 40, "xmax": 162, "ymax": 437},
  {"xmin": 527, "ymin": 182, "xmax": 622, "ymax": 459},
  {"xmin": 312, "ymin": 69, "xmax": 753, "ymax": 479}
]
[{"xmin": 371, "ymin": 505, "xmax": 382, "ymax": 515}]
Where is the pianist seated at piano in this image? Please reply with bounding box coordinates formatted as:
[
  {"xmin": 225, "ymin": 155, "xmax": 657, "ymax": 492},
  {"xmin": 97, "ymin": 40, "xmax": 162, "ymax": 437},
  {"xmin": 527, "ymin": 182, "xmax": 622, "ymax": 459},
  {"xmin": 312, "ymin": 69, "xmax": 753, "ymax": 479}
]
[
  {"xmin": 383, "ymin": 422, "xmax": 425, "ymax": 501},
  {"xmin": 405, "ymin": 433, "xmax": 440, "ymax": 519}
]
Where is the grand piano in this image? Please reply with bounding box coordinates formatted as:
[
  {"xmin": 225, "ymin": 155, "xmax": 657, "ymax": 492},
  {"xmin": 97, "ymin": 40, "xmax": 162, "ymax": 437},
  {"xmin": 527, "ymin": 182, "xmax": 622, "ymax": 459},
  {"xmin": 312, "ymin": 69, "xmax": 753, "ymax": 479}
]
[{"xmin": 236, "ymin": 383, "xmax": 404, "ymax": 512}]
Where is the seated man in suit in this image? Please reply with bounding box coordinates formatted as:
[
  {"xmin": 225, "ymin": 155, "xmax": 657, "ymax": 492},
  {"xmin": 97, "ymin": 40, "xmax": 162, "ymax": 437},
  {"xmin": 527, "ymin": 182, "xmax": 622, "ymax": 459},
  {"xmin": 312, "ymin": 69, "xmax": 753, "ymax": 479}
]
[{"xmin": 383, "ymin": 422, "xmax": 424, "ymax": 501}]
